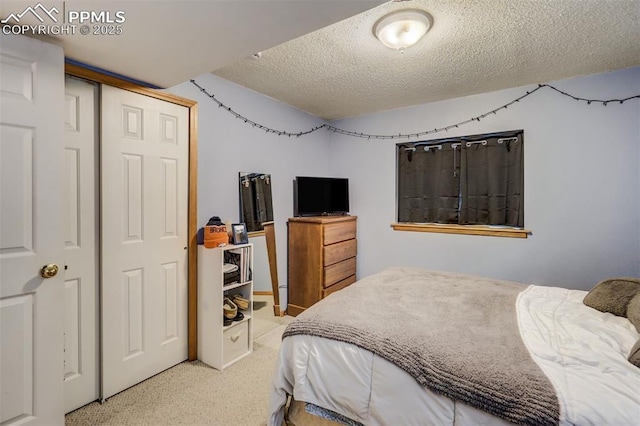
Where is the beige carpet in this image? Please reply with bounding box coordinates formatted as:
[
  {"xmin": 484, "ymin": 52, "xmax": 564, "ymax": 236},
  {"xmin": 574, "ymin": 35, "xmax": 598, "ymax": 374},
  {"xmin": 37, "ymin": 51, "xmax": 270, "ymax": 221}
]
[
  {"xmin": 252, "ymin": 295, "xmax": 285, "ymax": 339},
  {"xmin": 66, "ymin": 295, "xmax": 292, "ymax": 426}
]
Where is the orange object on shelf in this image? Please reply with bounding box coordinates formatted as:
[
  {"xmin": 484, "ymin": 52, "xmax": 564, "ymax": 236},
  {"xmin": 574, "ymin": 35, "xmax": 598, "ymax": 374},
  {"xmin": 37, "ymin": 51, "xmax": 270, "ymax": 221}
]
[{"xmin": 204, "ymin": 224, "xmax": 229, "ymax": 248}]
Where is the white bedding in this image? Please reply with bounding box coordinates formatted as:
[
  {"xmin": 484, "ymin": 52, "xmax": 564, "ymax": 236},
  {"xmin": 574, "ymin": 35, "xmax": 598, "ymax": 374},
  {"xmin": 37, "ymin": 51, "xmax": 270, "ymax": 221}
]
[
  {"xmin": 269, "ymin": 285, "xmax": 640, "ymax": 425},
  {"xmin": 518, "ymin": 285, "xmax": 640, "ymax": 425}
]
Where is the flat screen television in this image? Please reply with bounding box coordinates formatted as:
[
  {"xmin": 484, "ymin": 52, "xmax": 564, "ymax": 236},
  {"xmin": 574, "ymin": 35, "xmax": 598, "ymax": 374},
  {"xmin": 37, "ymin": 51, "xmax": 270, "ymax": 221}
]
[{"xmin": 294, "ymin": 176, "xmax": 349, "ymax": 217}]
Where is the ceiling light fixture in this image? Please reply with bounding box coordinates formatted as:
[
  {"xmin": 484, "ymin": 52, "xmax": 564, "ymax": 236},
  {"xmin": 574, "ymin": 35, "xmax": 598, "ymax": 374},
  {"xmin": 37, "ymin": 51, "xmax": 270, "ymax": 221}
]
[{"xmin": 373, "ymin": 9, "xmax": 432, "ymax": 52}]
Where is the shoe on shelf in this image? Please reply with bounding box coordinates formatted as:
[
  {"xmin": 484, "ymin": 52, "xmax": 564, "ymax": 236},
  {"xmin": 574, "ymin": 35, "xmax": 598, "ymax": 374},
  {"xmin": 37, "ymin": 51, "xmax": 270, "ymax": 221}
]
[
  {"xmin": 223, "ymin": 316, "xmax": 233, "ymax": 326},
  {"xmin": 233, "ymin": 312, "xmax": 244, "ymax": 322},
  {"xmin": 223, "ymin": 297, "xmax": 237, "ymax": 320},
  {"xmin": 232, "ymin": 294, "xmax": 250, "ymax": 311}
]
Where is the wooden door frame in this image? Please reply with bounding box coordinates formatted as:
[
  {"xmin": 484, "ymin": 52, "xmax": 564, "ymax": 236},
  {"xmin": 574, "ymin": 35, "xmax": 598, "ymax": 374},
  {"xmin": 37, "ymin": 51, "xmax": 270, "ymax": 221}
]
[{"xmin": 65, "ymin": 63, "xmax": 199, "ymax": 361}]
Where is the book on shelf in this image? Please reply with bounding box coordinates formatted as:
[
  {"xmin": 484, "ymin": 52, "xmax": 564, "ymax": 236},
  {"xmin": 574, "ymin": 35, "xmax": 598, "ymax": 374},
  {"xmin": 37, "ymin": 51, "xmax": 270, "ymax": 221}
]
[{"xmin": 223, "ymin": 246, "xmax": 251, "ymax": 285}]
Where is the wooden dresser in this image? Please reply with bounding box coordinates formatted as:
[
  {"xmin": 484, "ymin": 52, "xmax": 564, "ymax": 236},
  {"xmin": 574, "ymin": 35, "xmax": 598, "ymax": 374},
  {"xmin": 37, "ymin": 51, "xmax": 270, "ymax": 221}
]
[{"xmin": 287, "ymin": 216, "xmax": 357, "ymax": 316}]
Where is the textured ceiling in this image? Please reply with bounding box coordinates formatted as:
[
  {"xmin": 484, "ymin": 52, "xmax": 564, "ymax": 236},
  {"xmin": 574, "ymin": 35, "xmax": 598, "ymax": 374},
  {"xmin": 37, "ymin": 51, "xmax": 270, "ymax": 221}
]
[{"xmin": 214, "ymin": 0, "xmax": 640, "ymax": 120}]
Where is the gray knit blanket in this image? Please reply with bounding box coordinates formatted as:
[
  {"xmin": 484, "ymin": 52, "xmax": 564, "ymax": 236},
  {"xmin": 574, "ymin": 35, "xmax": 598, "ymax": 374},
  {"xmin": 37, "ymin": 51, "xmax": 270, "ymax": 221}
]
[{"xmin": 283, "ymin": 267, "xmax": 560, "ymax": 426}]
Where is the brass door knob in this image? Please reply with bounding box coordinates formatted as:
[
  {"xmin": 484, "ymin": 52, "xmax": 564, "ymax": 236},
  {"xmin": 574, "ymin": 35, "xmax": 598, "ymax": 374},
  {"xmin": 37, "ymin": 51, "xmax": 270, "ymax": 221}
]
[{"xmin": 40, "ymin": 264, "xmax": 59, "ymax": 278}]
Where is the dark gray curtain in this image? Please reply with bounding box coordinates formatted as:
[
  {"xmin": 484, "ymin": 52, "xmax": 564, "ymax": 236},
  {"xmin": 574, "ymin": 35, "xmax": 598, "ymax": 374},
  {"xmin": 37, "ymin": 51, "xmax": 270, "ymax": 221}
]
[
  {"xmin": 398, "ymin": 148, "xmax": 425, "ymax": 222},
  {"xmin": 397, "ymin": 131, "xmax": 523, "ymax": 227},
  {"xmin": 459, "ymin": 134, "xmax": 523, "ymax": 227},
  {"xmin": 398, "ymin": 144, "xmax": 459, "ymax": 223}
]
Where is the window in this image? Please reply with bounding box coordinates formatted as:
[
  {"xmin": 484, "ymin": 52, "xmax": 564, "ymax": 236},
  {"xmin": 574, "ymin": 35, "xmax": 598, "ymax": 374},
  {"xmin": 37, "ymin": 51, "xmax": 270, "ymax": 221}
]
[{"xmin": 396, "ymin": 130, "xmax": 524, "ymax": 228}]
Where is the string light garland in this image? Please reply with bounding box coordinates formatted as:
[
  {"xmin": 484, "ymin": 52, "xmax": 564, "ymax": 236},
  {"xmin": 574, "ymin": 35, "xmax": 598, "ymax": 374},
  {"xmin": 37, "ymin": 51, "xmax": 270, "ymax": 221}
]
[
  {"xmin": 190, "ymin": 80, "xmax": 640, "ymax": 140},
  {"xmin": 190, "ymin": 80, "xmax": 325, "ymax": 137}
]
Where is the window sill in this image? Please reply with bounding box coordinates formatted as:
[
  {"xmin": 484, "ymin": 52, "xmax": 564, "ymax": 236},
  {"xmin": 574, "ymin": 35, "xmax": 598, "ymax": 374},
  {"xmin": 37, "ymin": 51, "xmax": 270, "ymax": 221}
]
[
  {"xmin": 247, "ymin": 230, "xmax": 265, "ymax": 238},
  {"xmin": 390, "ymin": 223, "xmax": 531, "ymax": 239}
]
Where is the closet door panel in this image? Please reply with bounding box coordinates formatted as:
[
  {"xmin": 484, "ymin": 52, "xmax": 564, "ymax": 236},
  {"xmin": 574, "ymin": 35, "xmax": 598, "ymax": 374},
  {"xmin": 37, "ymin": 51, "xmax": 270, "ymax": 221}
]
[
  {"xmin": 63, "ymin": 76, "xmax": 99, "ymax": 413},
  {"xmin": 101, "ymin": 84, "xmax": 189, "ymax": 400}
]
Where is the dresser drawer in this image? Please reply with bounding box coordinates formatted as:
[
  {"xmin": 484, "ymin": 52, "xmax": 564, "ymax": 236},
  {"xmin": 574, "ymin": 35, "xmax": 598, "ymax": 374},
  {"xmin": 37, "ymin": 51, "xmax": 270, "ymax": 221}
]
[
  {"xmin": 323, "ymin": 257, "xmax": 356, "ymax": 288},
  {"xmin": 323, "ymin": 220, "xmax": 356, "ymax": 245},
  {"xmin": 223, "ymin": 321, "xmax": 249, "ymax": 365},
  {"xmin": 323, "ymin": 238, "xmax": 357, "ymax": 266},
  {"xmin": 323, "ymin": 274, "xmax": 356, "ymax": 298}
]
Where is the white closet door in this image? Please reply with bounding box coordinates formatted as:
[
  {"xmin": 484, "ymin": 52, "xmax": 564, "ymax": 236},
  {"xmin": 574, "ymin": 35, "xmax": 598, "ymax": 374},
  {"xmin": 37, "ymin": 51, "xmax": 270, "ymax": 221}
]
[
  {"xmin": 0, "ymin": 34, "xmax": 65, "ymax": 425},
  {"xmin": 100, "ymin": 84, "xmax": 189, "ymax": 399},
  {"xmin": 63, "ymin": 76, "xmax": 99, "ymax": 413}
]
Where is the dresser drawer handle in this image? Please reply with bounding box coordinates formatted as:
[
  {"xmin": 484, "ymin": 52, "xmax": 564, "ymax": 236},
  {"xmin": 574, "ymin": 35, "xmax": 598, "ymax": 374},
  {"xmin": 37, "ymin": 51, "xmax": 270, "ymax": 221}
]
[{"xmin": 230, "ymin": 333, "xmax": 241, "ymax": 342}]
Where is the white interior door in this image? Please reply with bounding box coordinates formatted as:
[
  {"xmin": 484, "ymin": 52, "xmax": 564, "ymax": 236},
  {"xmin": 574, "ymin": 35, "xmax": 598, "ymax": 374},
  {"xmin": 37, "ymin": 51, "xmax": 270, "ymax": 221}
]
[
  {"xmin": 63, "ymin": 76, "xmax": 99, "ymax": 413},
  {"xmin": 101, "ymin": 84, "xmax": 189, "ymax": 399},
  {"xmin": 0, "ymin": 34, "xmax": 65, "ymax": 425}
]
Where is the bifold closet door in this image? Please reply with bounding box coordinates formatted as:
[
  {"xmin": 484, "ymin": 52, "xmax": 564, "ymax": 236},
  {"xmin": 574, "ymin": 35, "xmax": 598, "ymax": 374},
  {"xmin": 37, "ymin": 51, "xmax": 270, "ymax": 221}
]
[
  {"xmin": 100, "ymin": 84, "xmax": 189, "ymax": 399},
  {"xmin": 63, "ymin": 76, "xmax": 100, "ymax": 413}
]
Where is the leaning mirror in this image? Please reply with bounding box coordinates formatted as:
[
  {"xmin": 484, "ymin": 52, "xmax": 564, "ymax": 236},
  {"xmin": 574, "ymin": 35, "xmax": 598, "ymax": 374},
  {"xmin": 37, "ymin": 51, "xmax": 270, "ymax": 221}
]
[{"xmin": 239, "ymin": 172, "xmax": 274, "ymax": 233}]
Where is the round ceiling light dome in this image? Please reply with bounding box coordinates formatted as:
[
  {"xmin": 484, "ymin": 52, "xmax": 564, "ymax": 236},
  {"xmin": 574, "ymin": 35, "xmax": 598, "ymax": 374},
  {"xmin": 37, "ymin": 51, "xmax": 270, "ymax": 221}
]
[{"xmin": 373, "ymin": 9, "xmax": 432, "ymax": 51}]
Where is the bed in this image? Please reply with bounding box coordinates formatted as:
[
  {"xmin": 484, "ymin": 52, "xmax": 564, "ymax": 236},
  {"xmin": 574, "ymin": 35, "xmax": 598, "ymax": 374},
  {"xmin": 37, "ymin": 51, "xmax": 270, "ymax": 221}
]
[{"xmin": 268, "ymin": 267, "xmax": 640, "ymax": 426}]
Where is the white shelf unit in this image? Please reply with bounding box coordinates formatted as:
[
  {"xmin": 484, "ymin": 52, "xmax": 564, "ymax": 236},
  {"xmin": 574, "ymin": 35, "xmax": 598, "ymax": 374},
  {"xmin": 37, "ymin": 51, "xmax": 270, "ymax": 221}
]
[{"xmin": 197, "ymin": 243, "xmax": 254, "ymax": 370}]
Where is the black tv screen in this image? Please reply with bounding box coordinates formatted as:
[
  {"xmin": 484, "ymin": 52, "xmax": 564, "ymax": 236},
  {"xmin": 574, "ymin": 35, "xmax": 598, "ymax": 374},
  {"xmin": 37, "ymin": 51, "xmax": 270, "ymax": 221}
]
[{"xmin": 294, "ymin": 176, "xmax": 349, "ymax": 216}]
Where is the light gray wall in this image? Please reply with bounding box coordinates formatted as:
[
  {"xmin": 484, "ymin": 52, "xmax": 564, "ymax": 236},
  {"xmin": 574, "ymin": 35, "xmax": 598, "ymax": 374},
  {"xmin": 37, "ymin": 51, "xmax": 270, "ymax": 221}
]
[
  {"xmin": 170, "ymin": 68, "xmax": 639, "ymax": 304},
  {"xmin": 327, "ymin": 67, "xmax": 640, "ymax": 290},
  {"xmin": 169, "ymin": 73, "xmax": 330, "ymax": 303}
]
